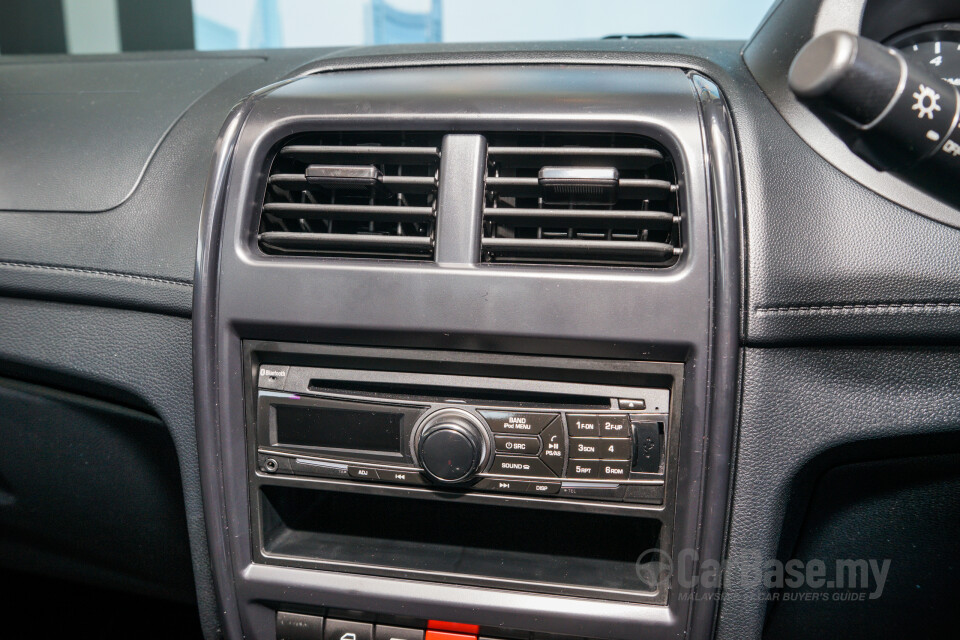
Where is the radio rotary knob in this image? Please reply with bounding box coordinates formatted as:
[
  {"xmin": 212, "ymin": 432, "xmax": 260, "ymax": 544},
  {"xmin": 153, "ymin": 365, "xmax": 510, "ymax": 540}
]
[{"xmin": 415, "ymin": 409, "xmax": 489, "ymax": 484}]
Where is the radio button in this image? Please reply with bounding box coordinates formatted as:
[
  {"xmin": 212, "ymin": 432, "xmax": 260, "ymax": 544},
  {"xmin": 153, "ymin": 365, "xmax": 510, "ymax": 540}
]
[
  {"xmin": 489, "ymin": 455, "xmax": 556, "ymax": 477},
  {"xmin": 494, "ymin": 435, "xmax": 541, "ymax": 455},
  {"xmin": 600, "ymin": 461, "xmax": 631, "ymax": 480},
  {"xmin": 569, "ymin": 438, "xmax": 601, "ymax": 458},
  {"xmin": 526, "ymin": 481, "xmax": 561, "ymax": 495},
  {"xmin": 565, "ymin": 459, "xmax": 600, "ymax": 478},
  {"xmin": 617, "ymin": 398, "xmax": 646, "ymax": 411},
  {"xmin": 599, "ymin": 414, "xmax": 630, "ymax": 437},
  {"xmin": 480, "ymin": 411, "xmax": 556, "ymax": 434},
  {"xmin": 599, "ymin": 439, "xmax": 633, "ymax": 460},
  {"xmin": 475, "ymin": 478, "xmax": 529, "ymax": 494},
  {"xmin": 566, "ymin": 414, "xmax": 601, "ymax": 437},
  {"xmin": 348, "ymin": 466, "xmax": 380, "ymax": 481},
  {"xmin": 538, "ymin": 417, "xmax": 566, "ymax": 476},
  {"xmin": 380, "ymin": 469, "xmax": 429, "ymax": 486}
]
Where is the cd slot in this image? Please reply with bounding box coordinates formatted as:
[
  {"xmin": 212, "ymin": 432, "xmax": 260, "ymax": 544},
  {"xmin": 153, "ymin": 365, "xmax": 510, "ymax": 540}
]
[{"xmin": 306, "ymin": 379, "xmax": 608, "ymax": 409}]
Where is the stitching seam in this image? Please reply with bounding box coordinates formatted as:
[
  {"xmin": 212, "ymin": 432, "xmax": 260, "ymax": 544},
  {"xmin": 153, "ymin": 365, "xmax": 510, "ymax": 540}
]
[
  {"xmin": 0, "ymin": 261, "xmax": 192, "ymax": 288},
  {"xmin": 756, "ymin": 302, "xmax": 960, "ymax": 315}
]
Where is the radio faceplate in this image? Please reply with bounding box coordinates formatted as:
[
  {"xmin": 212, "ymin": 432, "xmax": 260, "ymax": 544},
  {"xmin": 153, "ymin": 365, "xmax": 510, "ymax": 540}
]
[{"xmin": 255, "ymin": 364, "xmax": 671, "ymax": 505}]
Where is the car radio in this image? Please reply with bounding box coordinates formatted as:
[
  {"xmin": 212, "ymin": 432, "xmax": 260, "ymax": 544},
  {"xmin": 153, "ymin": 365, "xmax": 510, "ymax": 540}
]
[{"xmin": 254, "ymin": 363, "xmax": 670, "ymax": 505}]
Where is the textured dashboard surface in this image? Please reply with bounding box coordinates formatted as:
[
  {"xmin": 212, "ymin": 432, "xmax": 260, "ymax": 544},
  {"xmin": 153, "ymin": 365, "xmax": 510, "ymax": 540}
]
[
  {"xmin": 0, "ymin": 49, "xmax": 334, "ymax": 316},
  {"xmin": 718, "ymin": 347, "xmax": 960, "ymax": 640},
  {"xmin": 0, "ymin": 57, "xmax": 258, "ymax": 212}
]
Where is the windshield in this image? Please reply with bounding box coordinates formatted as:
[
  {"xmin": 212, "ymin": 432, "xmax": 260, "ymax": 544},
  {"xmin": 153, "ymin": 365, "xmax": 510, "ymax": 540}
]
[{"xmin": 0, "ymin": 0, "xmax": 775, "ymax": 55}]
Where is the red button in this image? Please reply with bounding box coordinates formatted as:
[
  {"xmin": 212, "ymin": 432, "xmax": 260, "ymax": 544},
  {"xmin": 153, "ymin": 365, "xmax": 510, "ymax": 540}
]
[
  {"xmin": 425, "ymin": 630, "xmax": 477, "ymax": 640},
  {"xmin": 426, "ymin": 622, "xmax": 479, "ymax": 635}
]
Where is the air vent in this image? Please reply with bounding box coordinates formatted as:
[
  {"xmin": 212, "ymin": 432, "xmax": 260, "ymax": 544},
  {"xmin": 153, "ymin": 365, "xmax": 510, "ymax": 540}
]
[
  {"xmin": 482, "ymin": 133, "xmax": 681, "ymax": 267},
  {"xmin": 258, "ymin": 133, "xmax": 441, "ymax": 260}
]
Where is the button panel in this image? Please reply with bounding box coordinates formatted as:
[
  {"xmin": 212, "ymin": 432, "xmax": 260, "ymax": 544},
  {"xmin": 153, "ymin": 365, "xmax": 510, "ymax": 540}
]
[{"xmin": 260, "ymin": 404, "xmax": 667, "ymax": 505}]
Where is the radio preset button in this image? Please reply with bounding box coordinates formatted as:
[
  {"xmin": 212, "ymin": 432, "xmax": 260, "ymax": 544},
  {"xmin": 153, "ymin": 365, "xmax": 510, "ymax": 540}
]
[
  {"xmin": 537, "ymin": 417, "xmax": 566, "ymax": 476},
  {"xmin": 565, "ymin": 459, "xmax": 600, "ymax": 478},
  {"xmin": 600, "ymin": 461, "xmax": 631, "ymax": 480},
  {"xmin": 599, "ymin": 439, "xmax": 633, "ymax": 460},
  {"xmin": 599, "ymin": 414, "xmax": 630, "ymax": 437},
  {"xmin": 569, "ymin": 438, "xmax": 601, "ymax": 458},
  {"xmin": 489, "ymin": 455, "xmax": 556, "ymax": 477},
  {"xmin": 480, "ymin": 411, "xmax": 556, "ymax": 434},
  {"xmin": 348, "ymin": 466, "xmax": 380, "ymax": 481},
  {"xmin": 380, "ymin": 469, "xmax": 429, "ymax": 486},
  {"xmin": 494, "ymin": 435, "xmax": 541, "ymax": 455},
  {"xmin": 566, "ymin": 414, "xmax": 601, "ymax": 437}
]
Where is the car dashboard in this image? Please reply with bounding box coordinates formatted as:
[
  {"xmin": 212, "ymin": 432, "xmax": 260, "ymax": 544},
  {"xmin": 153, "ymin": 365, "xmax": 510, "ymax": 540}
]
[{"xmin": 0, "ymin": 0, "xmax": 958, "ymax": 639}]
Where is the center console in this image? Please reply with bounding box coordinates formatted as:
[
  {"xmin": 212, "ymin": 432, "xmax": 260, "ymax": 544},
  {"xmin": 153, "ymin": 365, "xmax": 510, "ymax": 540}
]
[
  {"xmin": 247, "ymin": 343, "xmax": 681, "ymax": 604},
  {"xmin": 194, "ymin": 61, "xmax": 740, "ymax": 640}
]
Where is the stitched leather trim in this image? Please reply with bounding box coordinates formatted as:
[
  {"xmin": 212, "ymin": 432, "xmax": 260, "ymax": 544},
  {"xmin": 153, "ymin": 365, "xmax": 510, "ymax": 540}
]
[
  {"xmin": 756, "ymin": 302, "xmax": 960, "ymax": 315},
  {"xmin": 0, "ymin": 260, "xmax": 192, "ymax": 287}
]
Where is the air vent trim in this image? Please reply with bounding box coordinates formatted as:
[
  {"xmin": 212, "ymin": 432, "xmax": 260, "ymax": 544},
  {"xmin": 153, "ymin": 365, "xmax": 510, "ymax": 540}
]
[
  {"xmin": 482, "ymin": 133, "xmax": 682, "ymax": 268},
  {"xmin": 257, "ymin": 133, "xmax": 442, "ymax": 260}
]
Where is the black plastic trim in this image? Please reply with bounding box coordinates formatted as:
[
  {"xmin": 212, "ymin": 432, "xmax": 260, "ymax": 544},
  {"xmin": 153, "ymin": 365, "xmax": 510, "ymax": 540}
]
[{"xmin": 194, "ymin": 60, "xmax": 741, "ymax": 640}]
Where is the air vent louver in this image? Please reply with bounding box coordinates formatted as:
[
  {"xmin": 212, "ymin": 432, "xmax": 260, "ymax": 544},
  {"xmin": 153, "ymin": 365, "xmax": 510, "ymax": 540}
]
[
  {"xmin": 258, "ymin": 133, "xmax": 441, "ymax": 260},
  {"xmin": 482, "ymin": 133, "xmax": 681, "ymax": 267}
]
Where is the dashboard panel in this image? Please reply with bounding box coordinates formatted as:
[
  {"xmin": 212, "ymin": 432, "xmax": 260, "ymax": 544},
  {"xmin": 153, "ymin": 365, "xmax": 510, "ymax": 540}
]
[{"xmin": 0, "ymin": 0, "xmax": 957, "ymax": 639}]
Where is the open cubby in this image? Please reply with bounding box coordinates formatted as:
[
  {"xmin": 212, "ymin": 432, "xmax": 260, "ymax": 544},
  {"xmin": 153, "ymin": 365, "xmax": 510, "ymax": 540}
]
[{"xmin": 260, "ymin": 484, "xmax": 662, "ymax": 598}]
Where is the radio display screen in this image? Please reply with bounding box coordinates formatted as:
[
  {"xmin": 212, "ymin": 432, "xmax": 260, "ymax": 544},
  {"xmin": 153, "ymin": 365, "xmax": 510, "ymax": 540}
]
[{"xmin": 275, "ymin": 404, "xmax": 403, "ymax": 453}]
